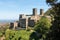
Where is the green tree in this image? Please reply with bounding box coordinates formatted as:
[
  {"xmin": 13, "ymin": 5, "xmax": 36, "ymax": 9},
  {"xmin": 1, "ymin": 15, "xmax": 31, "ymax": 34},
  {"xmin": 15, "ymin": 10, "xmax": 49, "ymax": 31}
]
[
  {"xmin": 44, "ymin": 8, "xmax": 55, "ymax": 20},
  {"xmin": 29, "ymin": 16, "xmax": 51, "ymax": 40},
  {"xmin": 45, "ymin": 0, "xmax": 60, "ymax": 40},
  {"xmin": 35, "ymin": 16, "xmax": 51, "ymax": 39}
]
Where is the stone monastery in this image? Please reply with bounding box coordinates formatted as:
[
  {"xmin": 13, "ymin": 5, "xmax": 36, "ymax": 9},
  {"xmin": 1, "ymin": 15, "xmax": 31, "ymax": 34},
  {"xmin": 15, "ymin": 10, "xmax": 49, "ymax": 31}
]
[{"xmin": 9, "ymin": 8, "xmax": 51, "ymax": 30}]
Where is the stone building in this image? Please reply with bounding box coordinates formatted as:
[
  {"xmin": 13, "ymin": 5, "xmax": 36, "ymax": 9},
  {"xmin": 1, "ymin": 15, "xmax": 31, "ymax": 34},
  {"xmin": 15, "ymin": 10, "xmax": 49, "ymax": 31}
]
[{"xmin": 10, "ymin": 8, "xmax": 51, "ymax": 30}]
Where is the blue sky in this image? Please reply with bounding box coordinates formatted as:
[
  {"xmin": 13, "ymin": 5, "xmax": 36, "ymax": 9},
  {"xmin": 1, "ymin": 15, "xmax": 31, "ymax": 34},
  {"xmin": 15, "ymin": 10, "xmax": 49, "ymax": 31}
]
[{"xmin": 0, "ymin": 0, "xmax": 50, "ymax": 20}]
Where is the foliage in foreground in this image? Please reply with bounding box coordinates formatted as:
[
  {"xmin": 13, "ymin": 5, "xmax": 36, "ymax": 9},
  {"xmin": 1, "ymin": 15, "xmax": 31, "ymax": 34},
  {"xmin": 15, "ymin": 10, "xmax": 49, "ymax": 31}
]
[
  {"xmin": 46, "ymin": 0, "xmax": 60, "ymax": 40},
  {"xmin": 5, "ymin": 29, "xmax": 32, "ymax": 40},
  {"xmin": 29, "ymin": 16, "xmax": 51, "ymax": 40}
]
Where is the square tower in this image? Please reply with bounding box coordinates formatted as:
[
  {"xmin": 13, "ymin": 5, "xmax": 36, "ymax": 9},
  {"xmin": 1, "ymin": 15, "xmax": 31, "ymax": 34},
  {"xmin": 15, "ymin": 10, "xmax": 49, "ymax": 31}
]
[
  {"xmin": 33, "ymin": 8, "xmax": 37, "ymax": 16},
  {"xmin": 40, "ymin": 9, "xmax": 44, "ymax": 16}
]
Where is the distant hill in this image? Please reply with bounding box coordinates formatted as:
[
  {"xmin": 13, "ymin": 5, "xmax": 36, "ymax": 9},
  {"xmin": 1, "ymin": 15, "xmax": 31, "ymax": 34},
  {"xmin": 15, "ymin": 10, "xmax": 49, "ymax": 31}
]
[{"xmin": 0, "ymin": 20, "xmax": 17, "ymax": 23}]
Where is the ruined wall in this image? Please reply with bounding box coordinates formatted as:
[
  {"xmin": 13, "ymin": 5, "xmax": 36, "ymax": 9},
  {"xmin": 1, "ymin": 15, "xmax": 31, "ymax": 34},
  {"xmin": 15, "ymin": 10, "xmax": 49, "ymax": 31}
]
[
  {"xmin": 28, "ymin": 19, "xmax": 35, "ymax": 27},
  {"xmin": 9, "ymin": 23, "xmax": 14, "ymax": 29},
  {"xmin": 20, "ymin": 19, "xmax": 26, "ymax": 28},
  {"xmin": 14, "ymin": 22, "xmax": 18, "ymax": 29}
]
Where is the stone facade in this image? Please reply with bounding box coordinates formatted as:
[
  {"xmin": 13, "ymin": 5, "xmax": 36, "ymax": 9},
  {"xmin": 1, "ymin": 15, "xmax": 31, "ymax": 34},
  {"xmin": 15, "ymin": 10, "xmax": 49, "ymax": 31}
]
[{"xmin": 10, "ymin": 8, "xmax": 51, "ymax": 30}]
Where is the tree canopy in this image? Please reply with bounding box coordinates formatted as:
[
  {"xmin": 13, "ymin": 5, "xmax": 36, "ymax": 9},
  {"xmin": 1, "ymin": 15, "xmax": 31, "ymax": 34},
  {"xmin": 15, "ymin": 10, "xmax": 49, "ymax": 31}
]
[{"xmin": 34, "ymin": 16, "xmax": 51, "ymax": 40}]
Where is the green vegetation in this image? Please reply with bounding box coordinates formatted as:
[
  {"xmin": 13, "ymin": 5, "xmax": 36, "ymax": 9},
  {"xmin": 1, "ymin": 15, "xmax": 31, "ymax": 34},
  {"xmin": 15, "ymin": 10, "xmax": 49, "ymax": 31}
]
[
  {"xmin": 29, "ymin": 16, "xmax": 51, "ymax": 40},
  {"xmin": 0, "ymin": 16, "xmax": 51, "ymax": 40},
  {"xmin": 5, "ymin": 29, "xmax": 32, "ymax": 40},
  {"xmin": 45, "ymin": 0, "xmax": 60, "ymax": 40},
  {"xmin": 0, "ymin": 31, "xmax": 3, "ymax": 37},
  {"xmin": 35, "ymin": 16, "xmax": 51, "ymax": 30},
  {"xmin": 34, "ymin": 16, "xmax": 51, "ymax": 39},
  {"xmin": 44, "ymin": 8, "xmax": 54, "ymax": 17}
]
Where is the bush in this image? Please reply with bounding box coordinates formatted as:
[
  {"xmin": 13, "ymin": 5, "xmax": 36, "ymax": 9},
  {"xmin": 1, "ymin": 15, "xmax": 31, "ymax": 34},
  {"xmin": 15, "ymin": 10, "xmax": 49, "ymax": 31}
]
[{"xmin": 5, "ymin": 29, "xmax": 32, "ymax": 40}]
